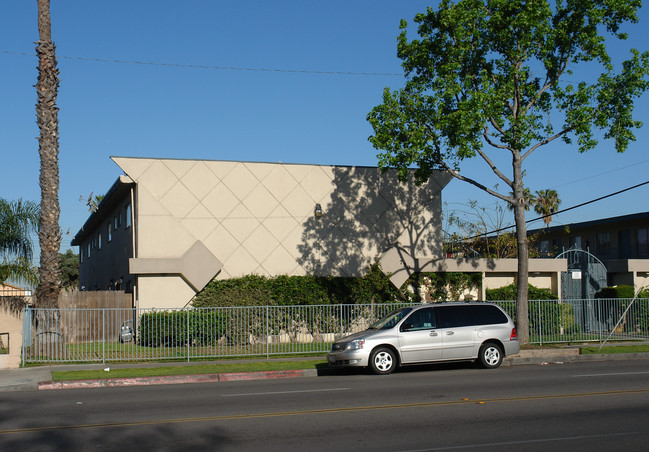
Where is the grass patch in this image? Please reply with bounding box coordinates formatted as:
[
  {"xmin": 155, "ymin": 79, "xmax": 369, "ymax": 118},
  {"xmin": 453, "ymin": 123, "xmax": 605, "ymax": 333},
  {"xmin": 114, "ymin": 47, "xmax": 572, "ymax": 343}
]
[
  {"xmin": 581, "ymin": 345, "xmax": 649, "ymax": 355},
  {"xmin": 25, "ymin": 341, "xmax": 332, "ymax": 364},
  {"xmin": 51, "ymin": 360, "xmax": 327, "ymax": 382}
]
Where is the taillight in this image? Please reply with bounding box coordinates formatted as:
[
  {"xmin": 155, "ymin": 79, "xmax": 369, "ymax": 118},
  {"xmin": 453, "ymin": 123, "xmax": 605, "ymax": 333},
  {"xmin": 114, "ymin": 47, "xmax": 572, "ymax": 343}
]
[{"xmin": 510, "ymin": 327, "xmax": 518, "ymax": 341}]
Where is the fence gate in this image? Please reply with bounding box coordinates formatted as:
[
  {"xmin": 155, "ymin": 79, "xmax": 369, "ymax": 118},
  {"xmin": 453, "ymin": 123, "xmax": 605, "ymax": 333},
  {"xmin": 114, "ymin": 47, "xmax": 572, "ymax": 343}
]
[{"xmin": 557, "ymin": 247, "xmax": 608, "ymax": 332}]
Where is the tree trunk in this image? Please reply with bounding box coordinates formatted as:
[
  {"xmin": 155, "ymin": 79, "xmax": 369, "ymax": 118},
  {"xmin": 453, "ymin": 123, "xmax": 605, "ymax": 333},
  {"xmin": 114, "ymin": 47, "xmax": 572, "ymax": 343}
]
[
  {"xmin": 35, "ymin": 0, "xmax": 61, "ymax": 309},
  {"xmin": 35, "ymin": 0, "xmax": 63, "ymax": 357},
  {"xmin": 512, "ymin": 155, "xmax": 530, "ymax": 345},
  {"xmin": 513, "ymin": 204, "xmax": 530, "ymax": 345}
]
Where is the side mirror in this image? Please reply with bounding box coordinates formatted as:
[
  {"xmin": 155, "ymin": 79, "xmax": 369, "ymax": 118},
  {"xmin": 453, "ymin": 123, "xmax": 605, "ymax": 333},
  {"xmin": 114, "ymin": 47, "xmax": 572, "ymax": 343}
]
[{"xmin": 401, "ymin": 323, "xmax": 414, "ymax": 332}]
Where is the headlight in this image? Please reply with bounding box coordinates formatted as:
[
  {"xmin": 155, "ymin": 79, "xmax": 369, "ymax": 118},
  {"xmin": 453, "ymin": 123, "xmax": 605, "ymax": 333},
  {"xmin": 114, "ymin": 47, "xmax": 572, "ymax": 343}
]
[{"xmin": 346, "ymin": 339, "xmax": 365, "ymax": 350}]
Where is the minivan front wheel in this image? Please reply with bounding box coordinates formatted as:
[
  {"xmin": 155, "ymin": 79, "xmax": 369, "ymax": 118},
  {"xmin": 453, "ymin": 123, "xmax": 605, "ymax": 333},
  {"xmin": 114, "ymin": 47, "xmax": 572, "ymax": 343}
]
[
  {"xmin": 479, "ymin": 343, "xmax": 503, "ymax": 369},
  {"xmin": 370, "ymin": 347, "xmax": 397, "ymax": 375}
]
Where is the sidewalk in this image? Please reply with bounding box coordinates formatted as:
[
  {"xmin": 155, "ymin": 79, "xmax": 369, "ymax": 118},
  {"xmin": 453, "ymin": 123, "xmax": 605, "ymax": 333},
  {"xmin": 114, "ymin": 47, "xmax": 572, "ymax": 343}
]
[{"xmin": 2, "ymin": 346, "xmax": 648, "ymax": 392}]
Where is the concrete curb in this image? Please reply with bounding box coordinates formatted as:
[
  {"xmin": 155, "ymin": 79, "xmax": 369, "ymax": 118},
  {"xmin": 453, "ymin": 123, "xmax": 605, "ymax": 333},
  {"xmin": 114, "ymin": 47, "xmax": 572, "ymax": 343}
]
[
  {"xmin": 38, "ymin": 369, "xmax": 318, "ymax": 391},
  {"xmin": 505, "ymin": 352, "xmax": 649, "ymax": 366}
]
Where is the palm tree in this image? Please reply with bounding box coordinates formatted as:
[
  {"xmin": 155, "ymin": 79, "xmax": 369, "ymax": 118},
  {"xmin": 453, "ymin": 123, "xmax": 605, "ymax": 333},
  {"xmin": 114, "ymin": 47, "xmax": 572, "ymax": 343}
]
[
  {"xmin": 534, "ymin": 189, "xmax": 561, "ymax": 228},
  {"xmin": 36, "ymin": 0, "xmax": 62, "ymax": 309},
  {"xmin": 0, "ymin": 199, "xmax": 40, "ymax": 287},
  {"xmin": 507, "ymin": 188, "xmax": 533, "ymax": 212}
]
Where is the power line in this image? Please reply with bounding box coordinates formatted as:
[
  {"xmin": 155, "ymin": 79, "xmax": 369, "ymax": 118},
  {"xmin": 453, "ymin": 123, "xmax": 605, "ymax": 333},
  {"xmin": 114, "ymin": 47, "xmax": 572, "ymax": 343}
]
[
  {"xmin": 455, "ymin": 179, "xmax": 649, "ymax": 241},
  {"xmin": 551, "ymin": 158, "xmax": 649, "ymax": 189},
  {"xmin": 0, "ymin": 50, "xmax": 402, "ymax": 77}
]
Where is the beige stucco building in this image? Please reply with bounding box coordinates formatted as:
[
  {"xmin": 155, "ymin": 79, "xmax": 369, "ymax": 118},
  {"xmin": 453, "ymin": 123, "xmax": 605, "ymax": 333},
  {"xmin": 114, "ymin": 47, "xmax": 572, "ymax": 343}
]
[
  {"xmin": 74, "ymin": 157, "xmax": 456, "ymax": 309},
  {"xmin": 0, "ymin": 283, "xmax": 30, "ymax": 369}
]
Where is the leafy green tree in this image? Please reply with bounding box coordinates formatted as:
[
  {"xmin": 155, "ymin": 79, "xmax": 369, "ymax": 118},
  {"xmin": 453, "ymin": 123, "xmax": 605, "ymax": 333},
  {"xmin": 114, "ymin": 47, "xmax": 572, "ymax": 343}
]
[
  {"xmin": 367, "ymin": 0, "xmax": 649, "ymax": 344},
  {"xmin": 534, "ymin": 189, "xmax": 561, "ymax": 227},
  {"xmin": 59, "ymin": 249, "xmax": 79, "ymax": 290},
  {"xmin": 0, "ymin": 199, "xmax": 40, "ymax": 287}
]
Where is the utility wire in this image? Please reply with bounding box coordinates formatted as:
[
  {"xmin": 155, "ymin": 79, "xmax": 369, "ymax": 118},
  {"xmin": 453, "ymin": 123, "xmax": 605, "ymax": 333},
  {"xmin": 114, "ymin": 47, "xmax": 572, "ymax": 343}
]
[
  {"xmin": 456, "ymin": 179, "xmax": 649, "ymax": 241},
  {"xmin": 0, "ymin": 50, "xmax": 402, "ymax": 76},
  {"xmin": 551, "ymin": 158, "xmax": 649, "ymax": 189}
]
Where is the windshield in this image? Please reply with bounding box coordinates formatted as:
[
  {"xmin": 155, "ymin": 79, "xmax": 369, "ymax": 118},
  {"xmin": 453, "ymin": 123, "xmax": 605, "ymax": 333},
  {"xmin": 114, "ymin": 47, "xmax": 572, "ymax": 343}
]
[{"xmin": 369, "ymin": 307, "xmax": 413, "ymax": 330}]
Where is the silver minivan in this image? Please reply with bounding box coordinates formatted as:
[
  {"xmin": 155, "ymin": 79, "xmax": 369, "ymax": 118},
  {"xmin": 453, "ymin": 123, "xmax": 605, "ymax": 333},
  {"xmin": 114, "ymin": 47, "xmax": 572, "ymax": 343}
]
[{"xmin": 327, "ymin": 302, "xmax": 520, "ymax": 374}]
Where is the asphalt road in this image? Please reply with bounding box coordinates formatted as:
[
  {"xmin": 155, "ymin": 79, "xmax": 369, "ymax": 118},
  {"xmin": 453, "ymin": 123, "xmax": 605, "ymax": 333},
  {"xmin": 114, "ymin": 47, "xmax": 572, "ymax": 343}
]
[{"xmin": 2, "ymin": 360, "xmax": 649, "ymax": 451}]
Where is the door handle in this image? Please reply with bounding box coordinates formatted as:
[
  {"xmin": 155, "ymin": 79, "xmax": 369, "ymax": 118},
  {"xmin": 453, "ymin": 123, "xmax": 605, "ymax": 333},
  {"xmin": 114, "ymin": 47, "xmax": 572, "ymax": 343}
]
[
  {"xmin": 446, "ymin": 331, "xmax": 455, "ymax": 336},
  {"xmin": 429, "ymin": 331, "xmax": 438, "ymax": 337}
]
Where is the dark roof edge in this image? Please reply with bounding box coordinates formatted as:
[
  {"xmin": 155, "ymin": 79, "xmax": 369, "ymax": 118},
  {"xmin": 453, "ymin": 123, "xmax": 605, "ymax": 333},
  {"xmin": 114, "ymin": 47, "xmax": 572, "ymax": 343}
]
[{"xmin": 528, "ymin": 211, "xmax": 649, "ymax": 235}]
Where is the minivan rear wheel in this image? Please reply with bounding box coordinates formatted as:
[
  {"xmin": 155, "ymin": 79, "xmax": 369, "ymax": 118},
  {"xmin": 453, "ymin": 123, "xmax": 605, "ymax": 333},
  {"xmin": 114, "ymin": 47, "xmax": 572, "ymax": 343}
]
[
  {"xmin": 479, "ymin": 343, "xmax": 503, "ymax": 369},
  {"xmin": 369, "ymin": 347, "xmax": 397, "ymax": 375}
]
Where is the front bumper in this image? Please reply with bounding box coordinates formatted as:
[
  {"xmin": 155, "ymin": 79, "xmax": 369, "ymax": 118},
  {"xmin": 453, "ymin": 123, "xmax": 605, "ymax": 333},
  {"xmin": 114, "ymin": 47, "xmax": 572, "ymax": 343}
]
[{"xmin": 326, "ymin": 349, "xmax": 369, "ymax": 368}]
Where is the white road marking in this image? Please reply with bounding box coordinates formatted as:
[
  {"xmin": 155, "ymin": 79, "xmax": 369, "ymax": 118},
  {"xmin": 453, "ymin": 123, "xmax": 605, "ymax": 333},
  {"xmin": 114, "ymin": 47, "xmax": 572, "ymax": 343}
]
[
  {"xmin": 397, "ymin": 431, "xmax": 648, "ymax": 451},
  {"xmin": 572, "ymin": 371, "xmax": 649, "ymax": 377},
  {"xmin": 222, "ymin": 387, "xmax": 350, "ymax": 397}
]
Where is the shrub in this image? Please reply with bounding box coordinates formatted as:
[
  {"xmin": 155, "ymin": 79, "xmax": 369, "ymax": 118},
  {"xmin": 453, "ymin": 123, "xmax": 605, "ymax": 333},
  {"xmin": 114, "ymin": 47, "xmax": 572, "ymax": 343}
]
[
  {"xmin": 596, "ymin": 285, "xmax": 635, "ymax": 299},
  {"xmin": 485, "ymin": 283, "xmax": 558, "ymax": 301},
  {"xmin": 138, "ymin": 310, "xmax": 225, "ymax": 347},
  {"xmin": 192, "ymin": 262, "xmax": 404, "ymax": 308},
  {"xmin": 595, "ymin": 285, "xmax": 649, "ymax": 333},
  {"xmin": 269, "ymin": 275, "xmax": 331, "ymax": 305},
  {"xmin": 192, "ymin": 274, "xmax": 273, "ymax": 307}
]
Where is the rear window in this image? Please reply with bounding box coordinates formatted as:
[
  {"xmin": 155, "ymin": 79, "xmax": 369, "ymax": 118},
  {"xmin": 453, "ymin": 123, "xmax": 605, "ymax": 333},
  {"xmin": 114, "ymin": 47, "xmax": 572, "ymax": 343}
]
[{"xmin": 470, "ymin": 305, "xmax": 508, "ymax": 325}]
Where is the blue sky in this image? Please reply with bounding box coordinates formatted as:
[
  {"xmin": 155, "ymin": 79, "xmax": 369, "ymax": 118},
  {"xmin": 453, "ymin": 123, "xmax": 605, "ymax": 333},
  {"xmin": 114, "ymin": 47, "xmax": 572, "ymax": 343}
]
[{"xmin": 1, "ymin": 1, "xmax": 648, "ymax": 253}]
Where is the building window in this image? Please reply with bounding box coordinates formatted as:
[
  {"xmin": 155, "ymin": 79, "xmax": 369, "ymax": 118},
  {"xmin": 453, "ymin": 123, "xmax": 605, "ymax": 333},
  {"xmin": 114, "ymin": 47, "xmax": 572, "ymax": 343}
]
[
  {"xmin": 569, "ymin": 236, "xmax": 582, "ymax": 249},
  {"xmin": 98, "ymin": 232, "xmax": 102, "ymax": 250},
  {"xmin": 539, "ymin": 240, "xmax": 550, "ymax": 256},
  {"xmin": 596, "ymin": 232, "xmax": 611, "ymax": 258},
  {"xmin": 638, "ymin": 228, "xmax": 649, "ymax": 257},
  {"xmin": 87, "ymin": 242, "xmax": 91, "ymax": 259},
  {"xmin": 126, "ymin": 202, "xmax": 132, "ymax": 228},
  {"xmin": 107, "ymin": 222, "xmax": 112, "ymax": 242},
  {"xmin": 80, "ymin": 248, "xmax": 83, "ymax": 264},
  {"xmin": 114, "ymin": 215, "xmax": 119, "ymax": 230}
]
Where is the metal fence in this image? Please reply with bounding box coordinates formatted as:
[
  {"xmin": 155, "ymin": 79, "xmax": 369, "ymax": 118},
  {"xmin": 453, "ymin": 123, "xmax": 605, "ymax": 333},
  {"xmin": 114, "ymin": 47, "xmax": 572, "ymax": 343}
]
[
  {"xmin": 22, "ymin": 303, "xmax": 409, "ymax": 364},
  {"xmin": 22, "ymin": 299, "xmax": 649, "ymax": 364},
  {"xmin": 495, "ymin": 298, "xmax": 649, "ymax": 344}
]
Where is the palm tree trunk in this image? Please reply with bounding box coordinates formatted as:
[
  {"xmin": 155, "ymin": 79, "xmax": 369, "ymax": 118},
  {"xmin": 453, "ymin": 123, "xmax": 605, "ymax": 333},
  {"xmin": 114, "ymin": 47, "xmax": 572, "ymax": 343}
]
[
  {"xmin": 35, "ymin": 0, "xmax": 61, "ymax": 309},
  {"xmin": 35, "ymin": 0, "xmax": 63, "ymax": 358}
]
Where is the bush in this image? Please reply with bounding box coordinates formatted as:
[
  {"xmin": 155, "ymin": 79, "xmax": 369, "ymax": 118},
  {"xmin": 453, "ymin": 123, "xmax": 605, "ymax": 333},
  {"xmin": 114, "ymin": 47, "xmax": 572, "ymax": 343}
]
[
  {"xmin": 138, "ymin": 310, "xmax": 225, "ymax": 347},
  {"xmin": 595, "ymin": 285, "xmax": 635, "ymax": 299},
  {"xmin": 192, "ymin": 275, "xmax": 273, "ymax": 307},
  {"xmin": 595, "ymin": 285, "xmax": 649, "ymax": 333},
  {"xmin": 485, "ymin": 283, "xmax": 558, "ymax": 301},
  {"xmin": 192, "ymin": 262, "xmax": 404, "ymax": 307}
]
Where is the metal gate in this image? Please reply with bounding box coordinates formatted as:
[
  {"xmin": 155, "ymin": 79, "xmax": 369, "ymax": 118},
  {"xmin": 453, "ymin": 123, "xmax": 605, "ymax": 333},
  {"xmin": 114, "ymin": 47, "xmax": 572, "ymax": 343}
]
[{"xmin": 557, "ymin": 247, "xmax": 608, "ymax": 332}]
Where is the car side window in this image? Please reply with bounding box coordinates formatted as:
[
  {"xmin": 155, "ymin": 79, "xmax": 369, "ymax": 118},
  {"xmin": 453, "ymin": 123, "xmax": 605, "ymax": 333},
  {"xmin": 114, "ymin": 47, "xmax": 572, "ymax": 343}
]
[
  {"xmin": 471, "ymin": 305, "xmax": 508, "ymax": 325},
  {"xmin": 401, "ymin": 308, "xmax": 437, "ymax": 331},
  {"xmin": 437, "ymin": 306, "xmax": 473, "ymax": 328}
]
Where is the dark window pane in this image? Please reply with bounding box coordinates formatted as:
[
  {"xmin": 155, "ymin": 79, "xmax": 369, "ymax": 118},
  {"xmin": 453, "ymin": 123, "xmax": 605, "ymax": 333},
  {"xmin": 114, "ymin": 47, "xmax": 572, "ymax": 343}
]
[{"xmin": 437, "ymin": 306, "xmax": 472, "ymax": 328}]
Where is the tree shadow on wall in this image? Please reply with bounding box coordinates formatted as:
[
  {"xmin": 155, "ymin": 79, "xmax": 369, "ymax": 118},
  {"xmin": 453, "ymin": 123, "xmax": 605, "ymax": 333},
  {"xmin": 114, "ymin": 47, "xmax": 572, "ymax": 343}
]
[{"xmin": 296, "ymin": 167, "xmax": 445, "ymax": 279}]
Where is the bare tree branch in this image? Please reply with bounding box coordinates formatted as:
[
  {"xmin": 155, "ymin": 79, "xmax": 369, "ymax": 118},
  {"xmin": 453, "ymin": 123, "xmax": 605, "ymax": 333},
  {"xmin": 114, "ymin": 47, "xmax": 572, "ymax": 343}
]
[{"xmin": 438, "ymin": 160, "xmax": 512, "ymax": 205}]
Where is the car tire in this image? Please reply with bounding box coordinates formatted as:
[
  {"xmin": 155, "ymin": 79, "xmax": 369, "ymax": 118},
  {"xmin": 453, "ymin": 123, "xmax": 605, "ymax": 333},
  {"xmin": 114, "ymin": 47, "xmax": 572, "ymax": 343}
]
[
  {"xmin": 479, "ymin": 343, "xmax": 503, "ymax": 369},
  {"xmin": 369, "ymin": 347, "xmax": 397, "ymax": 375}
]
